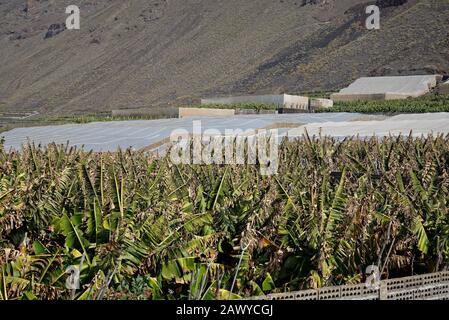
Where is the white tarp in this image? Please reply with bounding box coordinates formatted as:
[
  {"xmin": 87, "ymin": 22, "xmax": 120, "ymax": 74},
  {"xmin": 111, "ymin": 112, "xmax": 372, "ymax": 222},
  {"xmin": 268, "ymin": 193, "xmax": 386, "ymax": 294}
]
[
  {"xmin": 334, "ymin": 75, "xmax": 440, "ymax": 98},
  {"xmin": 287, "ymin": 113, "xmax": 449, "ymax": 138},
  {"xmin": 1, "ymin": 113, "xmax": 359, "ymax": 152}
]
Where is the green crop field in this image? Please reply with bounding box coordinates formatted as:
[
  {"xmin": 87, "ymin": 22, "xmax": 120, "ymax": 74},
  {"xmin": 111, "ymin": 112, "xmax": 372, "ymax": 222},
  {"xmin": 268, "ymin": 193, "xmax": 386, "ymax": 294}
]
[
  {"xmin": 1, "ymin": 135, "xmax": 449, "ymax": 300},
  {"xmin": 180, "ymin": 94, "xmax": 449, "ymax": 114},
  {"xmin": 318, "ymin": 95, "xmax": 449, "ymax": 113}
]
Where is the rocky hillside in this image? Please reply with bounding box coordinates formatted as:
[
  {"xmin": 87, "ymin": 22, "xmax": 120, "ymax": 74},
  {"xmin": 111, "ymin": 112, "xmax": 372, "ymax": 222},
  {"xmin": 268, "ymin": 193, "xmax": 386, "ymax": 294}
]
[{"xmin": 0, "ymin": 0, "xmax": 448, "ymax": 115}]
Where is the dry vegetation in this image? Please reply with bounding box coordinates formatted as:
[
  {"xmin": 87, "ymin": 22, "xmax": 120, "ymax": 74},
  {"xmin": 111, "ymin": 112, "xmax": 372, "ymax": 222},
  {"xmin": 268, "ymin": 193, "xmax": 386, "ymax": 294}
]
[{"xmin": 1, "ymin": 134, "xmax": 449, "ymax": 299}]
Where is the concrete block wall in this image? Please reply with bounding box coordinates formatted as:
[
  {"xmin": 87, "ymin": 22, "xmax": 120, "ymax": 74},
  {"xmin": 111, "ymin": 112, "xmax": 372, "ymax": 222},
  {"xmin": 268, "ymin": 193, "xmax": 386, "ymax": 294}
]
[
  {"xmin": 283, "ymin": 94, "xmax": 309, "ymax": 110},
  {"xmin": 310, "ymin": 98, "xmax": 334, "ymax": 109},
  {"xmin": 254, "ymin": 270, "xmax": 449, "ymax": 300}
]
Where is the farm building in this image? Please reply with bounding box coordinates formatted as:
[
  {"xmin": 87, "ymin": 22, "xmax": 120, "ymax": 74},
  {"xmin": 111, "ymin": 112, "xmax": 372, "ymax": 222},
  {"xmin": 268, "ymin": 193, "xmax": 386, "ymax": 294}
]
[
  {"xmin": 201, "ymin": 94, "xmax": 309, "ymax": 110},
  {"xmin": 331, "ymin": 75, "xmax": 442, "ymax": 102}
]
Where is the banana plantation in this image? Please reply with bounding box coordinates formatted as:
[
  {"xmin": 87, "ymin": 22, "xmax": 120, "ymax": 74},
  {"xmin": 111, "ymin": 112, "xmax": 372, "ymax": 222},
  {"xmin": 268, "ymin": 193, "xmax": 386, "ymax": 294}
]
[{"xmin": 1, "ymin": 134, "xmax": 449, "ymax": 300}]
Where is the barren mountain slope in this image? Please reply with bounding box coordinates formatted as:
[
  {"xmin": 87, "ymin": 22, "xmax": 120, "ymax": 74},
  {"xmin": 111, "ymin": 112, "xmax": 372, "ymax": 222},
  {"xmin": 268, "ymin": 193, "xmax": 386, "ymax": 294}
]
[{"xmin": 0, "ymin": 0, "xmax": 448, "ymax": 115}]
